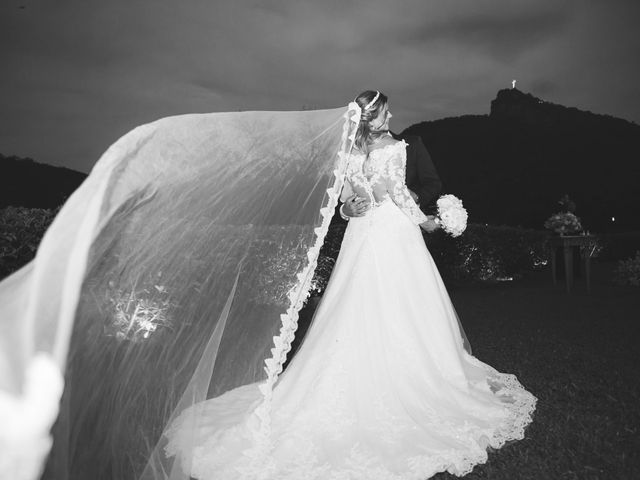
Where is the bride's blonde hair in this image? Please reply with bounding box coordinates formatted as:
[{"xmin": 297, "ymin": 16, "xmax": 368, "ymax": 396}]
[{"xmin": 353, "ymin": 90, "xmax": 389, "ymax": 154}]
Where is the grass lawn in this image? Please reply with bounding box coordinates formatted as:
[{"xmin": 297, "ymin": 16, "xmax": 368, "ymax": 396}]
[
  {"xmin": 37, "ymin": 256, "xmax": 640, "ymax": 480},
  {"xmin": 426, "ymin": 261, "xmax": 640, "ymax": 479}
]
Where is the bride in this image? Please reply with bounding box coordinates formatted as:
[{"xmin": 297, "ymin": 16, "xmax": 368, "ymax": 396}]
[
  {"xmin": 162, "ymin": 91, "xmax": 537, "ymax": 479},
  {"xmin": 0, "ymin": 90, "xmax": 535, "ymax": 480}
]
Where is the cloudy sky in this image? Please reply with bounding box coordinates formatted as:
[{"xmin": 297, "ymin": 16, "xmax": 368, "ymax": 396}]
[{"xmin": 1, "ymin": 0, "xmax": 639, "ymax": 172}]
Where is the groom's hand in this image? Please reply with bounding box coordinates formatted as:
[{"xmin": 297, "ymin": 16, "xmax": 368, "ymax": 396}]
[
  {"xmin": 419, "ymin": 215, "xmax": 440, "ymax": 233},
  {"xmin": 408, "ymin": 189, "xmax": 419, "ymax": 203},
  {"xmin": 342, "ymin": 195, "xmax": 370, "ymax": 217}
]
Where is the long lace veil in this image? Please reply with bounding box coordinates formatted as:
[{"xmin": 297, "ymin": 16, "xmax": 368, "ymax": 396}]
[
  {"xmin": 0, "ymin": 105, "xmax": 361, "ymax": 480},
  {"xmin": 0, "ymin": 102, "xmax": 473, "ymax": 480}
]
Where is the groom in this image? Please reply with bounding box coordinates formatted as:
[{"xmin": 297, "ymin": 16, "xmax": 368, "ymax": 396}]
[{"xmin": 340, "ymin": 133, "xmax": 442, "ymax": 232}]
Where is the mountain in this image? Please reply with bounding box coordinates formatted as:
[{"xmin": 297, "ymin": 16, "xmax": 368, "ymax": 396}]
[
  {"xmin": 401, "ymin": 89, "xmax": 640, "ymax": 232},
  {"xmin": 0, "ymin": 154, "xmax": 87, "ymax": 209}
]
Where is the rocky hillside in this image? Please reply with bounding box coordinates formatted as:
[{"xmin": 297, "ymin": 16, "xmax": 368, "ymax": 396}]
[
  {"xmin": 0, "ymin": 154, "xmax": 86, "ymax": 209},
  {"xmin": 402, "ymin": 89, "xmax": 640, "ymax": 232}
]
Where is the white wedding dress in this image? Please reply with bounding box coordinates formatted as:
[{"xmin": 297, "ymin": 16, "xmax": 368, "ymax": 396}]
[{"xmin": 164, "ymin": 140, "xmax": 536, "ymax": 479}]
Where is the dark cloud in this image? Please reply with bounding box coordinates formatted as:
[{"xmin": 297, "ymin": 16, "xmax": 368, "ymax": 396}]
[{"xmin": 401, "ymin": 8, "xmax": 572, "ymax": 62}]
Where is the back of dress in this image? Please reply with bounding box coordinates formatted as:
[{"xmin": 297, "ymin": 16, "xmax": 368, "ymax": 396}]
[{"xmin": 343, "ymin": 140, "xmax": 428, "ymax": 225}]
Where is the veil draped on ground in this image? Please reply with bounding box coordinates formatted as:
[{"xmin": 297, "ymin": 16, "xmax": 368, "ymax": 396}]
[{"xmin": 0, "ymin": 105, "xmax": 362, "ymax": 480}]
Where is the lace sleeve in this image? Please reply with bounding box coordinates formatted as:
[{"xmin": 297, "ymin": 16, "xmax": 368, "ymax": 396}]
[{"xmin": 385, "ymin": 145, "xmax": 429, "ymax": 225}]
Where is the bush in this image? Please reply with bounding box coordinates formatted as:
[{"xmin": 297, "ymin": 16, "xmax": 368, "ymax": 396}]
[
  {"xmin": 0, "ymin": 206, "xmax": 553, "ymax": 290},
  {"xmin": 597, "ymin": 231, "xmax": 640, "ymax": 261},
  {"xmin": 613, "ymin": 251, "xmax": 640, "ymax": 286},
  {"xmin": 426, "ymin": 223, "xmax": 550, "ymax": 283},
  {"xmin": 0, "ymin": 206, "xmax": 57, "ymax": 279}
]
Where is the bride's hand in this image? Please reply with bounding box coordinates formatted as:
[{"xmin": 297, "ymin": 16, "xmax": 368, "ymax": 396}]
[{"xmin": 419, "ymin": 216, "xmax": 440, "ymax": 233}]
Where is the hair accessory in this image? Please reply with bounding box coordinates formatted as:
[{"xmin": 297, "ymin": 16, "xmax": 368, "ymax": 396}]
[{"xmin": 364, "ymin": 91, "xmax": 380, "ymax": 111}]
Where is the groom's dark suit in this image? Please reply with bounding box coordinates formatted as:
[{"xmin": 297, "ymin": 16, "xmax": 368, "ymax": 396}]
[{"xmin": 392, "ymin": 133, "xmax": 442, "ymax": 214}]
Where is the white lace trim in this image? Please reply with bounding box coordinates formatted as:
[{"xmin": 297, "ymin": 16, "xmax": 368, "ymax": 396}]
[
  {"xmin": 405, "ymin": 367, "xmax": 538, "ymax": 478},
  {"xmin": 241, "ymin": 103, "xmax": 361, "ymax": 467},
  {"xmin": 185, "ymin": 364, "xmax": 536, "ymax": 480}
]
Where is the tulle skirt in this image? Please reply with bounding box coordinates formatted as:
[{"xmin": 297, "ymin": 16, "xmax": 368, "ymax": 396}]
[{"xmin": 165, "ymin": 200, "xmax": 536, "ymax": 479}]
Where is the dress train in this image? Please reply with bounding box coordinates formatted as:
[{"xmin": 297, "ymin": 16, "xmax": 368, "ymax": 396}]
[{"xmin": 165, "ymin": 197, "xmax": 536, "ymax": 479}]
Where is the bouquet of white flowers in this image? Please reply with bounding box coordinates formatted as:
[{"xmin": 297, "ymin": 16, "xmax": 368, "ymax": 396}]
[{"xmin": 436, "ymin": 194, "xmax": 468, "ymax": 237}]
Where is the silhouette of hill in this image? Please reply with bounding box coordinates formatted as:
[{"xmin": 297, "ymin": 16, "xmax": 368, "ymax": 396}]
[
  {"xmin": 402, "ymin": 89, "xmax": 640, "ymax": 232},
  {"xmin": 0, "ymin": 154, "xmax": 87, "ymax": 209}
]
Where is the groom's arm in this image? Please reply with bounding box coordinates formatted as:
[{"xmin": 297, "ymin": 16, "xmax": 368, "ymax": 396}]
[
  {"xmin": 340, "ymin": 195, "xmax": 369, "ymax": 219},
  {"xmin": 339, "ymin": 179, "xmax": 369, "ymax": 219}
]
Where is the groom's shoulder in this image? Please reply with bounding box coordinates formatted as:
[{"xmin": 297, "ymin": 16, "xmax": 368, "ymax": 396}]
[
  {"xmin": 391, "ymin": 132, "xmax": 421, "ymax": 145},
  {"xmin": 390, "ymin": 131, "xmax": 403, "ymax": 141},
  {"xmin": 391, "ymin": 133, "xmax": 425, "ymax": 154}
]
